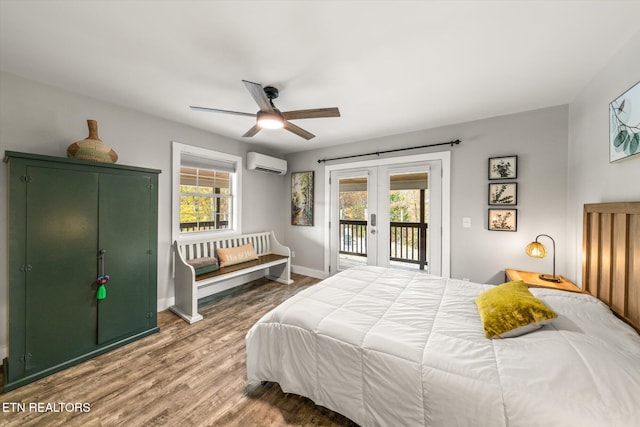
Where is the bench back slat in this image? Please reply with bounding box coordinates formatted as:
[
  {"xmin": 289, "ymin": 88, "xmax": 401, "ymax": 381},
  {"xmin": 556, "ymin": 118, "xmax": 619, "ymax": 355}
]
[{"xmin": 178, "ymin": 232, "xmax": 272, "ymax": 261}]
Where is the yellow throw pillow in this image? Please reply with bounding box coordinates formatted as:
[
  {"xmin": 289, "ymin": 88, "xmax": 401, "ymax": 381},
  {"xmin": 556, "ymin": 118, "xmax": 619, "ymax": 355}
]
[
  {"xmin": 217, "ymin": 243, "xmax": 258, "ymax": 267},
  {"xmin": 475, "ymin": 280, "xmax": 557, "ymax": 339}
]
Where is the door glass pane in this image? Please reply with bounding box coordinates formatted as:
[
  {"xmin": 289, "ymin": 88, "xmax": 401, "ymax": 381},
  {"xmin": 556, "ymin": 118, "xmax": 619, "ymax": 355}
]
[
  {"xmin": 389, "ymin": 172, "xmax": 428, "ymax": 270},
  {"xmin": 338, "ymin": 176, "xmax": 368, "ymax": 270}
]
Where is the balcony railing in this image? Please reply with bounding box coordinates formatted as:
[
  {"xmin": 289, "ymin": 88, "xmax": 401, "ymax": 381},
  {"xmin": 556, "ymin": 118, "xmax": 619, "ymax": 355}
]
[
  {"xmin": 339, "ymin": 220, "xmax": 368, "ymax": 256},
  {"xmin": 180, "ymin": 220, "xmax": 228, "ymax": 232},
  {"xmin": 339, "ymin": 219, "xmax": 428, "ymax": 269}
]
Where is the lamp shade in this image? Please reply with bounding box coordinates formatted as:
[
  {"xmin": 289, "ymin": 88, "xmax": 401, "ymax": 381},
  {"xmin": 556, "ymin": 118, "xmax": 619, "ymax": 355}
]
[
  {"xmin": 525, "ymin": 234, "xmax": 560, "ymax": 282},
  {"xmin": 525, "ymin": 241, "xmax": 546, "ymax": 258}
]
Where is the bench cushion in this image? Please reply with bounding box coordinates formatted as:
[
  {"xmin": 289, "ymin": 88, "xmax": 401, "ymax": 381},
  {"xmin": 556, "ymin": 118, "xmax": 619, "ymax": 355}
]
[{"xmin": 217, "ymin": 243, "xmax": 259, "ymax": 267}]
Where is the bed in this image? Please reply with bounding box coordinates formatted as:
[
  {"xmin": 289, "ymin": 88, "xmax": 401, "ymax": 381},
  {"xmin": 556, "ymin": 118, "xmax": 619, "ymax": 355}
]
[{"xmin": 245, "ymin": 202, "xmax": 640, "ymax": 426}]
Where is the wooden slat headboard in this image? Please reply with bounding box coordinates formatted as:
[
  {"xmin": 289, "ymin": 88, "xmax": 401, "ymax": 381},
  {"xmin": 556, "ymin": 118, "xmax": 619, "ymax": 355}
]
[{"xmin": 582, "ymin": 202, "xmax": 640, "ymax": 333}]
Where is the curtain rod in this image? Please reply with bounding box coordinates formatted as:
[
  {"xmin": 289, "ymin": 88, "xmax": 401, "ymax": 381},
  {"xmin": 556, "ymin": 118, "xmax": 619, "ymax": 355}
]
[{"xmin": 317, "ymin": 139, "xmax": 461, "ymax": 164}]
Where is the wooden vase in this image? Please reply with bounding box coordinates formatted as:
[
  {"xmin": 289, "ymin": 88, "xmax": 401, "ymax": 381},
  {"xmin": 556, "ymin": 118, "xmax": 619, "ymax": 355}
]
[{"xmin": 67, "ymin": 120, "xmax": 118, "ymax": 163}]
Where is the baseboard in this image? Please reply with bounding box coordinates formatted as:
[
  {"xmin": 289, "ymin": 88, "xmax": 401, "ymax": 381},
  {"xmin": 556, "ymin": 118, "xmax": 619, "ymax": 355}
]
[
  {"xmin": 291, "ymin": 265, "xmax": 328, "ymax": 280},
  {"xmin": 158, "ymin": 296, "xmax": 175, "ymax": 312}
]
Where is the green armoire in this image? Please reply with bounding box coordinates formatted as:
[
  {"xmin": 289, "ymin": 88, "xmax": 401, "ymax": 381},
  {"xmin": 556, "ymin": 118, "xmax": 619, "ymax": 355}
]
[{"xmin": 3, "ymin": 151, "xmax": 160, "ymax": 391}]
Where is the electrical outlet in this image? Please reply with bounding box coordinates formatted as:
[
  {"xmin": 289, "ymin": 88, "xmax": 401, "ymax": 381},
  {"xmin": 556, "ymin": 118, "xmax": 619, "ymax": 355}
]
[
  {"xmin": 462, "ymin": 217, "xmax": 471, "ymax": 228},
  {"xmin": 291, "ymin": 251, "xmax": 296, "ymax": 258}
]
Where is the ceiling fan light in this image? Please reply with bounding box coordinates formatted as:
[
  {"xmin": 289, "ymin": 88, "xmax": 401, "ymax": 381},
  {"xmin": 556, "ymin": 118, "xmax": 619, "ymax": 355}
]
[
  {"xmin": 258, "ymin": 118, "xmax": 283, "ymax": 129},
  {"xmin": 257, "ymin": 111, "xmax": 284, "ymax": 129}
]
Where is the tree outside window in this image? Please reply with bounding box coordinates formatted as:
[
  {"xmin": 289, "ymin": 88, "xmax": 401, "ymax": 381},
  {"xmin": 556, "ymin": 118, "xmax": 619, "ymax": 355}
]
[{"xmin": 180, "ymin": 167, "xmax": 232, "ymax": 232}]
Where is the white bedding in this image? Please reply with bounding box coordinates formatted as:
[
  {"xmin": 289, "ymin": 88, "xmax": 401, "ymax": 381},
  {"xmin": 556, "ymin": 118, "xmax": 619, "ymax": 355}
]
[{"xmin": 245, "ymin": 266, "xmax": 640, "ymax": 427}]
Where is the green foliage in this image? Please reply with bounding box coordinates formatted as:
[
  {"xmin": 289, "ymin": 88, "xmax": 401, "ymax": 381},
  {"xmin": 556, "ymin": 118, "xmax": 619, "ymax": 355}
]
[
  {"xmin": 611, "ymin": 93, "xmax": 640, "ymax": 156},
  {"xmin": 632, "ymin": 133, "xmax": 640, "ymax": 154},
  {"xmin": 339, "ymin": 191, "xmax": 367, "ymax": 220},
  {"xmin": 340, "ymin": 189, "xmax": 428, "ymax": 222},
  {"xmin": 180, "ymin": 186, "xmax": 230, "ymax": 227},
  {"xmin": 388, "ymin": 192, "xmax": 405, "ymax": 221}
]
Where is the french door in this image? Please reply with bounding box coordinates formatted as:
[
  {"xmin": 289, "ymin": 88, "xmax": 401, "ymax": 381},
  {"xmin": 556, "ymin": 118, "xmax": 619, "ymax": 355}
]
[
  {"xmin": 330, "ymin": 168, "xmax": 377, "ymax": 271},
  {"xmin": 328, "ymin": 154, "xmax": 446, "ymax": 275}
]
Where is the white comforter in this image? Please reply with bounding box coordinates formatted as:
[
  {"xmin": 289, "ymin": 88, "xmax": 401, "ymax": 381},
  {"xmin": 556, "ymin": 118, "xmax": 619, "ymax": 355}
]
[{"xmin": 245, "ymin": 266, "xmax": 640, "ymax": 427}]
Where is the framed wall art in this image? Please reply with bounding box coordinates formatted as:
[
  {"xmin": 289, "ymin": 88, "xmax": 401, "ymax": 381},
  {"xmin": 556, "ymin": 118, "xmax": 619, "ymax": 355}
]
[
  {"xmin": 488, "ymin": 183, "xmax": 517, "ymax": 205},
  {"xmin": 291, "ymin": 171, "xmax": 314, "ymax": 226},
  {"xmin": 488, "ymin": 208, "xmax": 517, "ymax": 231},
  {"xmin": 610, "ymin": 81, "xmax": 640, "ymax": 163},
  {"xmin": 488, "ymin": 155, "xmax": 517, "ymax": 180}
]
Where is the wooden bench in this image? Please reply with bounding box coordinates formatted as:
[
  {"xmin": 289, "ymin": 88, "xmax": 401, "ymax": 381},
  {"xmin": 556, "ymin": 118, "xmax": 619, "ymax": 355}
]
[{"xmin": 171, "ymin": 230, "xmax": 293, "ymax": 324}]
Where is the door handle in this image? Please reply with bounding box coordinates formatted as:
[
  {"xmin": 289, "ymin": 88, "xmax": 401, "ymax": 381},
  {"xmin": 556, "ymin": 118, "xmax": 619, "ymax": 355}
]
[{"xmin": 370, "ymin": 213, "xmax": 377, "ymax": 227}]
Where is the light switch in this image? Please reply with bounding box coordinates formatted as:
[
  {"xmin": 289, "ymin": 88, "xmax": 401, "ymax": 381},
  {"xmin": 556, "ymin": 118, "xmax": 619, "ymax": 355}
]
[{"xmin": 462, "ymin": 217, "xmax": 471, "ymax": 228}]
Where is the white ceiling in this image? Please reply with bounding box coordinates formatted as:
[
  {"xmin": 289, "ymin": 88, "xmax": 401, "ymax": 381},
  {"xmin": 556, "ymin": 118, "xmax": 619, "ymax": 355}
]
[{"xmin": 1, "ymin": 1, "xmax": 639, "ymax": 154}]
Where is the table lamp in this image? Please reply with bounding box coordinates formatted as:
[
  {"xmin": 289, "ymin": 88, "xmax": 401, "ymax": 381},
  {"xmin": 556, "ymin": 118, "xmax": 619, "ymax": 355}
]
[{"xmin": 525, "ymin": 234, "xmax": 560, "ymax": 283}]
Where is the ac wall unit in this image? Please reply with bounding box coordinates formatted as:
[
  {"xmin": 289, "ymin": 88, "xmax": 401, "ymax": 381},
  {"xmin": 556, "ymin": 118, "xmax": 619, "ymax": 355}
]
[{"xmin": 246, "ymin": 152, "xmax": 287, "ymax": 175}]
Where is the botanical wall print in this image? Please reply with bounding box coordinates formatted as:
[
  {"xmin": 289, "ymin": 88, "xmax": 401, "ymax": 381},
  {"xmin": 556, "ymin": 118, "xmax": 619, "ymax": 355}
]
[
  {"xmin": 610, "ymin": 81, "xmax": 640, "ymax": 162},
  {"xmin": 488, "ymin": 208, "xmax": 517, "ymax": 231},
  {"xmin": 488, "ymin": 183, "xmax": 517, "ymax": 205},
  {"xmin": 488, "ymin": 156, "xmax": 517, "ymax": 179},
  {"xmin": 291, "ymin": 171, "xmax": 314, "ymax": 226}
]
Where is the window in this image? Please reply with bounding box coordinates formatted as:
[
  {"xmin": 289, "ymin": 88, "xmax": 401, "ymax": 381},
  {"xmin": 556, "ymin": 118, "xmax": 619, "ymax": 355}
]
[
  {"xmin": 172, "ymin": 142, "xmax": 242, "ymax": 240},
  {"xmin": 179, "ymin": 167, "xmax": 231, "ymax": 232}
]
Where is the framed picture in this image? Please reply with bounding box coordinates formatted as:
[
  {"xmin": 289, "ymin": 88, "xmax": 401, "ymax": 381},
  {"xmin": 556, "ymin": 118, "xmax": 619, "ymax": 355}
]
[
  {"xmin": 488, "ymin": 183, "xmax": 517, "ymax": 205},
  {"xmin": 291, "ymin": 171, "xmax": 314, "ymax": 226},
  {"xmin": 610, "ymin": 81, "xmax": 640, "ymax": 163},
  {"xmin": 488, "ymin": 208, "xmax": 517, "ymax": 231},
  {"xmin": 488, "ymin": 156, "xmax": 517, "ymax": 180}
]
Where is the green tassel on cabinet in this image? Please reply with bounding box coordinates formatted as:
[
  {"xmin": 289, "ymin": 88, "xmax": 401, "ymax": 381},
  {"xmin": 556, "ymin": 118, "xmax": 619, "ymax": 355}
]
[
  {"xmin": 97, "ymin": 284, "xmax": 106, "ymax": 300},
  {"xmin": 96, "ymin": 275, "xmax": 109, "ymax": 300}
]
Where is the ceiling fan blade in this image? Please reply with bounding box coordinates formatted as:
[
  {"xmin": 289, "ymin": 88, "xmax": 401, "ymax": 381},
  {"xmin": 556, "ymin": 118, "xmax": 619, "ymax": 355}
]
[
  {"xmin": 282, "ymin": 107, "xmax": 341, "ymax": 120},
  {"xmin": 242, "ymin": 80, "xmax": 273, "ymax": 112},
  {"xmin": 242, "ymin": 124, "xmax": 261, "ymax": 138},
  {"xmin": 283, "ymin": 121, "xmax": 315, "ymax": 140},
  {"xmin": 190, "ymin": 106, "xmax": 255, "ymax": 117}
]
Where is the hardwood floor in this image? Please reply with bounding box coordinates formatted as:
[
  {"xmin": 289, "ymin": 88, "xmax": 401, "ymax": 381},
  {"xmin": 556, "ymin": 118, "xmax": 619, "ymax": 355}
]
[{"xmin": 0, "ymin": 274, "xmax": 359, "ymax": 426}]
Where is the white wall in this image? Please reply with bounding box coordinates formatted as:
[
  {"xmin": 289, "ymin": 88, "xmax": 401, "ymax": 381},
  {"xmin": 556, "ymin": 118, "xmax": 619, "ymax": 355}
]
[
  {"xmin": 0, "ymin": 71, "xmax": 286, "ymax": 359},
  {"xmin": 566, "ymin": 31, "xmax": 640, "ymax": 285},
  {"xmin": 285, "ymin": 105, "xmax": 569, "ymax": 283},
  {"xmin": 2, "ymin": 26, "xmax": 637, "ymax": 361}
]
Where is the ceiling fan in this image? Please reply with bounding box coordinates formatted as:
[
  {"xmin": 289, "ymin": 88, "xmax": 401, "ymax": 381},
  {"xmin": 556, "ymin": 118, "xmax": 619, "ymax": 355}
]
[{"xmin": 190, "ymin": 80, "xmax": 340, "ymax": 140}]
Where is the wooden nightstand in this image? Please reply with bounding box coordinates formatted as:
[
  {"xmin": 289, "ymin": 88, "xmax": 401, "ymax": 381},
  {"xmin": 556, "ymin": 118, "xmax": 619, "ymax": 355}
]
[{"xmin": 505, "ymin": 268, "xmax": 581, "ymax": 292}]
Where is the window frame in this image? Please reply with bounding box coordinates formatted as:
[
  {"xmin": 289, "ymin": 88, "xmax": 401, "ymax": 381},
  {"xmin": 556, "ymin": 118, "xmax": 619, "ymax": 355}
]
[{"xmin": 172, "ymin": 141, "xmax": 242, "ymax": 242}]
